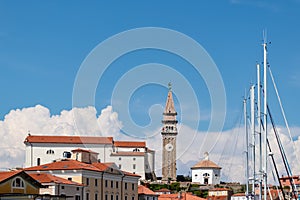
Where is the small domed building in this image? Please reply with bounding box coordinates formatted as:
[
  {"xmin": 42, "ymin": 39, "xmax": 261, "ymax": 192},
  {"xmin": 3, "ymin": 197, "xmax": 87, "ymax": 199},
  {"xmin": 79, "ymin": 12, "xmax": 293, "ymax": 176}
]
[{"xmin": 191, "ymin": 152, "xmax": 221, "ymax": 185}]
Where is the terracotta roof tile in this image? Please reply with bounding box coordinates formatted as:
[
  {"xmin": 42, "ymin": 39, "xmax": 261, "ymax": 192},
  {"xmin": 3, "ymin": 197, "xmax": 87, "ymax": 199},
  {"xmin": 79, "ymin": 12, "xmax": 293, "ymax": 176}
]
[
  {"xmin": 91, "ymin": 162, "xmax": 110, "ymax": 171},
  {"xmin": 159, "ymin": 193, "xmax": 206, "ymax": 200},
  {"xmin": 111, "ymin": 152, "xmax": 145, "ymax": 156},
  {"xmin": 155, "ymin": 188, "xmax": 171, "ymax": 192},
  {"xmin": 138, "ymin": 185, "xmax": 158, "ymax": 195},
  {"xmin": 114, "ymin": 141, "xmax": 146, "ymax": 148},
  {"xmin": 71, "ymin": 148, "xmax": 99, "ymax": 154},
  {"xmin": 122, "ymin": 171, "xmax": 141, "ymax": 177},
  {"xmin": 0, "ymin": 170, "xmax": 22, "ymax": 183},
  {"xmin": 24, "ymin": 159, "xmax": 103, "ymax": 172},
  {"xmin": 209, "ymin": 188, "xmax": 231, "ymax": 191},
  {"xmin": 191, "ymin": 160, "xmax": 221, "ymax": 169},
  {"xmin": 29, "ymin": 173, "xmax": 83, "ymax": 186},
  {"xmin": 24, "ymin": 135, "xmax": 113, "ymax": 144}
]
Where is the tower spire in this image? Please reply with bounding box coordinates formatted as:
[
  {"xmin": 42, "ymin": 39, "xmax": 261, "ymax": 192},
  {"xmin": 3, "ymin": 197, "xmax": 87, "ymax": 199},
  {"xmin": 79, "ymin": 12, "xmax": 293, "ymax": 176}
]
[{"xmin": 161, "ymin": 83, "xmax": 178, "ymax": 182}]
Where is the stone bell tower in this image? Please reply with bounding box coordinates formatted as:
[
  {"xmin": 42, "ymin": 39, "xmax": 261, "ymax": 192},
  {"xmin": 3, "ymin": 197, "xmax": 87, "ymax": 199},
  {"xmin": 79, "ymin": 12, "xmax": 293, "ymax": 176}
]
[{"xmin": 161, "ymin": 83, "xmax": 178, "ymax": 181}]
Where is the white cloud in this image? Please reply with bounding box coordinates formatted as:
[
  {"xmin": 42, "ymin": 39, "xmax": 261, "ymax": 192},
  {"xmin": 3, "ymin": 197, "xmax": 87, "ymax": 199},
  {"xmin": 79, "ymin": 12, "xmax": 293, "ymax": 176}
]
[
  {"xmin": 0, "ymin": 105, "xmax": 299, "ymax": 185},
  {"xmin": 0, "ymin": 105, "xmax": 122, "ymax": 169}
]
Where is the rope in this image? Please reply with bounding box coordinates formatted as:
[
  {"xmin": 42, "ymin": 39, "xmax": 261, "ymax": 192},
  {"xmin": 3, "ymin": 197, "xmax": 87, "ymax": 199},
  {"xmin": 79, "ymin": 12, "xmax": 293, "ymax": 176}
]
[{"xmin": 268, "ymin": 66, "xmax": 300, "ymax": 165}]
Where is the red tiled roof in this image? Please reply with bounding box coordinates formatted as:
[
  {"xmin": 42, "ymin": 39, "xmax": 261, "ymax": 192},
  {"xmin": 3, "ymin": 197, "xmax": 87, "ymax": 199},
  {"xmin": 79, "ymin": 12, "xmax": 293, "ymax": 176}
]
[
  {"xmin": 114, "ymin": 141, "xmax": 146, "ymax": 148},
  {"xmin": 232, "ymin": 193, "xmax": 246, "ymax": 197},
  {"xmin": 111, "ymin": 152, "xmax": 145, "ymax": 156},
  {"xmin": 0, "ymin": 170, "xmax": 21, "ymax": 183},
  {"xmin": 29, "ymin": 173, "xmax": 83, "ymax": 186},
  {"xmin": 191, "ymin": 160, "xmax": 221, "ymax": 169},
  {"xmin": 209, "ymin": 188, "xmax": 231, "ymax": 191},
  {"xmin": 159, "ymin": 193, "xmax": 206, "ymax": 200},
  {"xmin": 71, "ymin": 148, "xmax": 99, "ymax": 154},
  {"xmin": 280, "ymin": 175, "xmax": 300, "ymax": 185},
  {"xmin": 123, "ymin": 171, "xmax": 141, "ymax": 177},
  {"xmin": 138, "ymin": 185, "xmax": 158, "ymax": 195},
  {"xmin": 24, "ymin": 159, "xmax": 104, "ymax": 172},
  {"xmin": 155, "ymin": 188, "xmax": 171, "ymax": 192},
  {"xmin": 24, "ymin": 135, "xmax": 113, "ymax": 144},
  {"xmin": 91, "ymin": 162, "xmax": 110, "ymax": 171}
]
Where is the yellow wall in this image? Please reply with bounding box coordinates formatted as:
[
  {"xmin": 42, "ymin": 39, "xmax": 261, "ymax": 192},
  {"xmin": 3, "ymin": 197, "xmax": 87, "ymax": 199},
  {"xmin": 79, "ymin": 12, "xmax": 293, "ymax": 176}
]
[{"xmin": 0, "ymin": 176, "xmax": 39, "ymax": 194}]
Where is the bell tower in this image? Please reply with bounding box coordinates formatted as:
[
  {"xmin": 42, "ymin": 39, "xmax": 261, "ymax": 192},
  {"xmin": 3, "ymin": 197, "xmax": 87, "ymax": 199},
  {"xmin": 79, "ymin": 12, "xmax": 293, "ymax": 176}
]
[{"xmin": 161, "ymin": 82, "xmax": 178, "ymax": 181}]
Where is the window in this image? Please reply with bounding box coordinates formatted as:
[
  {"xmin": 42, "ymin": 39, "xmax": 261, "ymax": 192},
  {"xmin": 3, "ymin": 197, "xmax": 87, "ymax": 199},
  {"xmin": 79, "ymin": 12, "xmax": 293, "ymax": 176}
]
[
  {"xmin": 75, "ymin": 195, "xmax": 80, "ymax": 200},
  {"xmin": 111, "ymin": 195, "xmax": 114, "ymax": 200},
  {"xmin": 95, "ymin": 193, "xmax": 98, "ymax": 200},
  {"xmin": 95, "ymin": 179, "xmax": 98, "ymax": 186},
  {"xmin": 105, "ymin": 180, "xmax": 108, "ymax": 187},
  {"xmin": 125, "ymin": 196, "xmax": 127, "ymax": 200},
  {"xmin": 86, "ymin": 193, "xmax": 89, "ymax": 200},
  {"xmin": 105, "ymin": 195, "xmax": 108, "ymax": 200},
  {"xmin": 119, "ymin": 157, "xmax": 122, "ymax": 160},
  {"xmin": 133, "ymin": 164, "xmax": 136, "ymax": 169},
  {"xmin": 116, "ymin": 181, "xmax": 119, "ymax": 188},
  {"xmin": 132, "ymin": 183, "xmax": 135, "ymax": 190},
  {"xmin": 86, "ymin": 178, "xmax": 89, "ymax": 185},
  {"xmin": 111, "ymin": 180, "xmax": 114, "ymax": 188},
  {"xmin": 61, "ymin": 185, "xmax": 65, "ymax": 189},
  {"xmin": 12, "ymin": 177, "xmax": 24, "ymax": 188},
  {"xmin": 76, "ymin": 187, "xmax": 79, "ymax": 191},
  {"xmin": 203, "ymin": 173, "xmax": 210, "ymax": 177},
  {"xmin": 68, "ymin": 177, "xmax": 72, "ymax": 181},
  {"xmin": 132, "ymin": 197, "xmax": 135, "ymax": 200},
  {"xmin": 116, "ymin": 195, "xmax": 119, "ymax": 200},
  {"xmin": 125, "ymin": 183, "xmax": 128, "ymax": 190},
  {"xmin": 37, "ymin": 158, "xmax": 41, "ymax": 166},
  {"xmin": 46, "ymin": 149, "xmax": 54, "ymax": 154},
  {"xmin": 133, "ymin": 158, "xmax": 136, "ymax": 161}
]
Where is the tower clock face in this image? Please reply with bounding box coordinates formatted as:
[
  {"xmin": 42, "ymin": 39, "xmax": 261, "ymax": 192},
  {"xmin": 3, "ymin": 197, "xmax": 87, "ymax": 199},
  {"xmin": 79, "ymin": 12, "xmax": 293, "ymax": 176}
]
[{"xmin": 165, "ymin": 143, "xmax": 174, "ymax": 151}]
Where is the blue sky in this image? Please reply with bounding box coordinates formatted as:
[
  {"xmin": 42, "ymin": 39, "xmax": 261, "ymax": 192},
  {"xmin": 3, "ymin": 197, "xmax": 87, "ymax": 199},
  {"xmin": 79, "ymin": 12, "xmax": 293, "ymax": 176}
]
[{"xmin": 1, "ymin": 0, "xmax": 300, "ymax": 131}]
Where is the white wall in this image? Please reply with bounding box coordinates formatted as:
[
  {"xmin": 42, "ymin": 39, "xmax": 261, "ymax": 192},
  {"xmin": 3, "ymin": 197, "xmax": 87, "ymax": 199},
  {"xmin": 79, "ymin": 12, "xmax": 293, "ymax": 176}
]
[
  {"xmin": 25, "ymin": 142, "xmax": 155, "ymax": 180},
  {"xmin": 191, "ymin": 168, "xmax": 221, "ymax": 185}
]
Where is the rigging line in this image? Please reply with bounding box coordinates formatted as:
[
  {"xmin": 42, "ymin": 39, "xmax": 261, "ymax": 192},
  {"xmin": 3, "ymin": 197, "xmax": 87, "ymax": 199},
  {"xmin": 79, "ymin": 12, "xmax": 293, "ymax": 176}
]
[
  {"xmin": 217, "ymin": 100, "xmax": 244, "ymax": 165},
  {"xmin": 268, "ymin": 66, "xmax": 300, "ymax": 165},
  {"xmin": 208, "ymin": 98, "xmax": 244, "ymax": 156},
  {"xmin": 260, "ymin": 115, "xmax": 286, "ymax": 200},
  {"xmin": 267, "ymin": 105, "xmax": 298, "ymax": 199},
  {"xmin": 267, "ymin": 138, "xmax": 286, "ymax": 200},
  {"xmin": 269, "ymin": 158, "xmax": 281, "ymax": 200}
]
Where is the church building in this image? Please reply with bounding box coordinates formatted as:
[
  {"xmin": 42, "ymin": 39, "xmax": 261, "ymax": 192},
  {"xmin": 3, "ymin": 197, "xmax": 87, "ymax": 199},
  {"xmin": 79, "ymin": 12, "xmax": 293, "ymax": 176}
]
[{"xmin": 191, "ymin": 152, "xmax": 221, "ymax": 185}]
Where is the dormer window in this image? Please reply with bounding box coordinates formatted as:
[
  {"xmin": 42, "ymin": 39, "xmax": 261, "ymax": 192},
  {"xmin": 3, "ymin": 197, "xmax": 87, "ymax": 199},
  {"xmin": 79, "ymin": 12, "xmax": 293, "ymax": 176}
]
[
  {"xmin": 46, "ymin": 149, "xmax": 54, "ymax": 154},
  {"xmin": 12, "ymin": 177, "xmax": 24, "ymax": 188}
]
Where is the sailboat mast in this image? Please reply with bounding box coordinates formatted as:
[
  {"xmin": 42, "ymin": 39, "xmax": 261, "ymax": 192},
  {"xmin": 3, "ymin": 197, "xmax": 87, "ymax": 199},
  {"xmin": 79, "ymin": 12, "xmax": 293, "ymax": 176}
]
[
  {"xmin": 263, "ymin": 37, "xmax": 268, "ymax": 200},
  {"xmin": 250, "ymin": 85, "xmax": 256, "ymax": 195},
  {"xmin": 244, "ymin": 97, "xmax": 250, "ymax": 199},
  {"xmin": 257, "ymin": 63, "xmax": 263, "ymax": 200}
]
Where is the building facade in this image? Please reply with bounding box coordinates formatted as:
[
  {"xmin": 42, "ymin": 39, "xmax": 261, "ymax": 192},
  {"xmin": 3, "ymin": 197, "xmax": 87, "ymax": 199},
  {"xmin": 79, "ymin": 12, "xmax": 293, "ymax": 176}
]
[
  {"xmin": 161, "ymin": 83, "xmax": 178, "ymax": 181},
  {"xmin": 29, "ymin": 173, "xmax": 84, "ymax": 199},
  {"xmin": 25, "ymin": 149, "xmax": 140, "ymax": 200},
  {"xmin": 191, "ymin": 152, "xmax": 221, "ymax": 185},
  {"xmin": 0, "ymin": 170, "xmax": 41, "ymax": 195},
  {"xmin": 24, "ymin": 135, "xmax": 155, "ymax": 180}
]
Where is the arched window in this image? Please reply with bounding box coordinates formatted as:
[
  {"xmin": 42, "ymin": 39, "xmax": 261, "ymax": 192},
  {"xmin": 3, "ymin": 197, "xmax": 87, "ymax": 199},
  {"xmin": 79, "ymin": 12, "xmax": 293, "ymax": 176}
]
[
  {"xmin": 12, "ymin": 177, "xmax": 24, "ymax": 188},
  {"xmin": 37, "ymin": 158, "xmax": 41, "ymax": 166},
  {"xmin": 46, "ymin": 149, "xmax": 55, "ymax": 154},
  {"xmin": 203, "ymin": 173, "xmax": 210, "ymax": 177}
]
